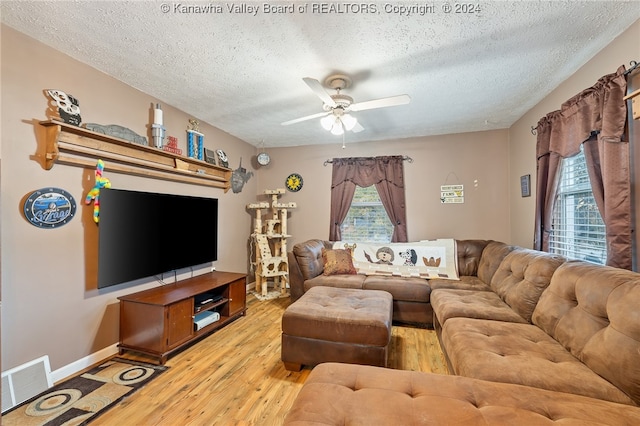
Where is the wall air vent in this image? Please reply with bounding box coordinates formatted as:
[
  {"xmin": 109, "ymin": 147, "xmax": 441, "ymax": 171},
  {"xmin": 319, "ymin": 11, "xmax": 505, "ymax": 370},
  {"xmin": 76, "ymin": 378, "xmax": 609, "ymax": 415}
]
[{"xmin": 2, "ymin": 355, "xmax": 53, "ymax": 413}]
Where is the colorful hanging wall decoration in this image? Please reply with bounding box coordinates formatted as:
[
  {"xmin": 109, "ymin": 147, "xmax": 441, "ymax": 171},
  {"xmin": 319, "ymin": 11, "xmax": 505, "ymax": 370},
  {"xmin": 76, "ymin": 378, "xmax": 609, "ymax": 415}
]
[{"xmin": 85, "ymin": 159, "xmax": 112, "ymax": 223}]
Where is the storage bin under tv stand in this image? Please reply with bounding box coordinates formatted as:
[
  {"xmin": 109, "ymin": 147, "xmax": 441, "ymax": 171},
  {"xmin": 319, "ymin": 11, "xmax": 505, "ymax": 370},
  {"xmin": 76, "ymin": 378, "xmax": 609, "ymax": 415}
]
[{"xmin": 118, "ymin": 271, "xmax": 247, "ymax": 365}]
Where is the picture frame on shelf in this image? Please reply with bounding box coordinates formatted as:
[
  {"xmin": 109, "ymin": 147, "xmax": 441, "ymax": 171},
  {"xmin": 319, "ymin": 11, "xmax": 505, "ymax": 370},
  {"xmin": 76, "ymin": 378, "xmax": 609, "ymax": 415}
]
[{"xmin": 204, "ymin": 149, "xmax": 217, "ymax": 166}]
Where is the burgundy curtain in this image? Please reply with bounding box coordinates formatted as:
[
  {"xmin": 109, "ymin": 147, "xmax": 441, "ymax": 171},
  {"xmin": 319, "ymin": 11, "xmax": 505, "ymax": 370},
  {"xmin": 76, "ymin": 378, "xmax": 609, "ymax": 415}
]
[
  {"xmin": 534, "ymin": 65, "xmax": 631, "ymax": 269},
  {"xmin": 329, "ymin": 156, "xmax": 408, "ymax": 242}
]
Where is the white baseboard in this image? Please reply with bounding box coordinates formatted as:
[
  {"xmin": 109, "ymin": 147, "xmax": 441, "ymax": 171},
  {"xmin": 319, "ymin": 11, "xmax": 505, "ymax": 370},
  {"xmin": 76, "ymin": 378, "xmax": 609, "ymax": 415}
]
[{"xmin": 50, "ymin": 344, "xmax": 119, "ymax": 384}]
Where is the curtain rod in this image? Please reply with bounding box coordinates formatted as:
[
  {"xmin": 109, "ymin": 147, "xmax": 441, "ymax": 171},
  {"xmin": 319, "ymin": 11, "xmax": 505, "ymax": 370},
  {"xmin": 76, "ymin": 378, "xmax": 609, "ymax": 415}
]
[
  {"xmin": 531, "ymin": 60, "xmax": 639, "ymax": 136},
  {"xmin": 323, "ymin": 155, "xmax": 413, "ymax": 166},
  {"xmin": 624, "ymin": 60, "xmax": 639, "ymax": 76}
]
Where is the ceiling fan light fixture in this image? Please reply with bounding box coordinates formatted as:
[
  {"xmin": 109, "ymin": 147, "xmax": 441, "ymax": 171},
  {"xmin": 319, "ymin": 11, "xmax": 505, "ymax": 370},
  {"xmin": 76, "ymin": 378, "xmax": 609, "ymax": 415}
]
[
  {"xmin": 320, "ymin": 114, "xmax": 335, "ymax": 131},
  {"xmin": 331, "ymin": 121, "xmax": 344, "ymax": 135},
  {"xmin": 341, "ymin": 113, "xmax": 357, "ymax": 131}
]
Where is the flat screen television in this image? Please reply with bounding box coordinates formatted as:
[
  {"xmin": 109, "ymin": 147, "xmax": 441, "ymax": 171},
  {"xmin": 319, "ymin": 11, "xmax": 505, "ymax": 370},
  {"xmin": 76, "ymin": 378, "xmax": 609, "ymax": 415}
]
[{"xmin": 97, "ymin": 188, "xmax": 218, "ymax": 289}]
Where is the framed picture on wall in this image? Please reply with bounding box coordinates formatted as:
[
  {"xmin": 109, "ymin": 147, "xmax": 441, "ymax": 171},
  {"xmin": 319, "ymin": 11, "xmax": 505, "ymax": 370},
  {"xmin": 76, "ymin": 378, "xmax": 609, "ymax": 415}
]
[{"xmin": 520, "ymin": 174, "xmax": 531, "ymax": 197}]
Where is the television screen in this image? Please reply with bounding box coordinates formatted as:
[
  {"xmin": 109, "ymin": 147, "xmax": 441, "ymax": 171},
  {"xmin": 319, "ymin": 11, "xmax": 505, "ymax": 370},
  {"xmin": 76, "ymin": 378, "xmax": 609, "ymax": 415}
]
[{"xmin": 97, "ymin": 188, "xmax": 218, "ymax": 288}]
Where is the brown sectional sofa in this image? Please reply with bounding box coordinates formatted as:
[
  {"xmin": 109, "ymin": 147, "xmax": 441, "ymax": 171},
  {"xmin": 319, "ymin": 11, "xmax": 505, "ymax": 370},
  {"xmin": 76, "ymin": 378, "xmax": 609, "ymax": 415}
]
[
  {"xmin": 284, "ymin": 239, "xmax": 640, "ymax": 424},
  {"xmin": 288, "ymin": 239, "xmax": 434, "ymax": 325}
]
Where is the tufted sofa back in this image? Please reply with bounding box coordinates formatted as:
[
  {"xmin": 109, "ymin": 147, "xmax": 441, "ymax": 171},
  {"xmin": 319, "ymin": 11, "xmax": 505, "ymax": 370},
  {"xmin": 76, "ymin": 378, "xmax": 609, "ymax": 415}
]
[
  {"xmin": 476, "ymin": 241, "xmax": 518, "ymax": 284},
  {"xmin": 532, "ymin": 261, "xmax": 640, "ymax": 406},
  {"xmin": 292, "ymin": 239, "xmax": 333, "ymax": 281},
  {"xmin": 454, "ymin": 240, "xmax": 490, "ymax": 276},
  {"xmin": 490, "ymin": 249, "xmax": 566, "ymax": 322}
]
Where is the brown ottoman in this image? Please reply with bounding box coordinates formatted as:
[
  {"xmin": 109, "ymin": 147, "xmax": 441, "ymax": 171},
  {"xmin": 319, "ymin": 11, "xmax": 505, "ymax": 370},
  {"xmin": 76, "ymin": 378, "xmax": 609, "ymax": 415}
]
[{"xmin": 281, "ymin": 286, "xmax": 393, "ymax": 371}]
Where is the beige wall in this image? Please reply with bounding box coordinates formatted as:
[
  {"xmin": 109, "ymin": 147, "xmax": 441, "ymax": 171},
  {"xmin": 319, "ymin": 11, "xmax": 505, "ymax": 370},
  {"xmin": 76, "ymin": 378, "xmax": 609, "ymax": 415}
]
[
  {"xmin": 257, "ymin": 130, "xmax": 511, "ymax": 248},
  {"xmin": 508, "ymin": 20, "xmax": 640, "ymax": 251},
  {"xmin": 1, "ymin": 26, "xmax": 258, "ymax": 371}
]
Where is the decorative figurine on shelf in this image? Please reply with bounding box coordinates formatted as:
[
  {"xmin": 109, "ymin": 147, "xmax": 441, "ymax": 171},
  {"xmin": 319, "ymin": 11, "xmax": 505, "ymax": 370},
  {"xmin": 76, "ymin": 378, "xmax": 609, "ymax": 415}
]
[
  {"xmin": 231, "ymin": 157, "xmax": 253, "ymax": 194},
  {"xmin": 217, "ymin": 149, "xmax": 229, "ymax": 168},
  {"xmin": 83, "ymin": 123, "xmax": 148, "ymax": 145},
  {"xmin": 187, "ymin": 118, "xmax": 205, "ymax": 160},
  {"xmin": 85, "ymin": 159, "xmax": 111, "ymax": 223},
  {"xmin": 163, "ymin": 135, "xmax": 182, "ymax": 155},
  {"xmin": 45, "ymin": 89, "xmax": 82, "ymax": 126},
  {"xmin": 151, "ymin": 103, "xmax": 166, "ymax": 149}
]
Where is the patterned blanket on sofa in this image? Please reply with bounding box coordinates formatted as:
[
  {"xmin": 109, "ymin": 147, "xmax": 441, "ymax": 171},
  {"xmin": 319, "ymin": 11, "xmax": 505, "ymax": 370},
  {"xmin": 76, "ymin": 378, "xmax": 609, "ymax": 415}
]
[{"xmin": 333, "ymin": 239, "xmax": 459, "ymax": 280}]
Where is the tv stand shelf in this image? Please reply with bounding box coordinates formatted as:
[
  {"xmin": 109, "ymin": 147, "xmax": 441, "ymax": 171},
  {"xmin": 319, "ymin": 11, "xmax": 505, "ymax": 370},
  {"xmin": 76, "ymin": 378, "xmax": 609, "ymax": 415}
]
[
  {"xmin": 195, "ymin": 297, "xmax": 228, "ymax": 314},
  {"xmin": 118, "ymin": 271, "xmax": 246, "ymax": 364},
  {"xmin": 38, "ymin": 120, "xmax": 231, "ymax": 191}
]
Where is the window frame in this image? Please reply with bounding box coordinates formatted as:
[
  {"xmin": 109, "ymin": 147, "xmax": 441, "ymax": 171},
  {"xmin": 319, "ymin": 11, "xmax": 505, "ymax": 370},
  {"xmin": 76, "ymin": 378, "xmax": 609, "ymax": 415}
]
[
  {"xmin": 339, "ymin": 185, "xmax": 394, "ymax": 243},
  {"xmin": 549, "ymin": 146, "xmax": 607, "ymax": 264}
]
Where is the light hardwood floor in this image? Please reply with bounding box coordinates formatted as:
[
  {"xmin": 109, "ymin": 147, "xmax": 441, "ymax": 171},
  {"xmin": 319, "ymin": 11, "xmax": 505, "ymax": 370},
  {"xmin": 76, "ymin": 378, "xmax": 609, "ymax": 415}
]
[{"xmin": 91, "ymin": 294, "xmax": 449, "ymax": 426}]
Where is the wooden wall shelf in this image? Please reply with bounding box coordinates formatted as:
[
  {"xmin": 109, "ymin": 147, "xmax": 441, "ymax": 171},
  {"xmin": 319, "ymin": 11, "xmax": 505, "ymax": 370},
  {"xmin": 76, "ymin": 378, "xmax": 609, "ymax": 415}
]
[{"xmin": 39, "ymin": 120, "xmax": 232, "ymax": 191}]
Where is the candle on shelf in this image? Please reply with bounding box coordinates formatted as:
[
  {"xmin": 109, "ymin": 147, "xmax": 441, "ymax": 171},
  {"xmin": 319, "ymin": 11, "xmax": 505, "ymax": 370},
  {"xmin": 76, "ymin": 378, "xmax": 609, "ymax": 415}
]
[
  {"xmin": 153, "ymin": 103, "xmax": 163, "ymax": 125},
  {"xmin": 151, "ymin": 103, "xmax": 165, "ymax": 149}
]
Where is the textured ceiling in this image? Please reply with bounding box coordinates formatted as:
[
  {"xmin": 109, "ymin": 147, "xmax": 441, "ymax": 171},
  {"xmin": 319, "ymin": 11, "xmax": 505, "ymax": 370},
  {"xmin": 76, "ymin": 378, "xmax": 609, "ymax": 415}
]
[{"xmin": 2, "ymin": 1, "xmax": 639, "ymax": 148}]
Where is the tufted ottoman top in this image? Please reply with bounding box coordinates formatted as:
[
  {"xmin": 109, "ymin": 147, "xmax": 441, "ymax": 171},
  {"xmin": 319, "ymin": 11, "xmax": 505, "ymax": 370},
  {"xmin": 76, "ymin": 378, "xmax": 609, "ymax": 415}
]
[{"xmin": 282, "ymin": 286, "xmax": 392, "ymax": 347}]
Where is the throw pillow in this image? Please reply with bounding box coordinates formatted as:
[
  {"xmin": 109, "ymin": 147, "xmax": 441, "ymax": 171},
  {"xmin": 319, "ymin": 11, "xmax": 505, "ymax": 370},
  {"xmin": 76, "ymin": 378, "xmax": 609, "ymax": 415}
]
[{"xmin": 322, "ymin": 248, "xmax": 357, "ymax": 276}]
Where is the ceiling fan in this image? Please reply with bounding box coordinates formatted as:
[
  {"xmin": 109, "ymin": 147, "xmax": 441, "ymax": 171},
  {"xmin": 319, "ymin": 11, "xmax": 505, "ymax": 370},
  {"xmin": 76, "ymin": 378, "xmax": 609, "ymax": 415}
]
[{"xmin": 281, "ymin": 74, "xmax": 411, "ymax": 135}]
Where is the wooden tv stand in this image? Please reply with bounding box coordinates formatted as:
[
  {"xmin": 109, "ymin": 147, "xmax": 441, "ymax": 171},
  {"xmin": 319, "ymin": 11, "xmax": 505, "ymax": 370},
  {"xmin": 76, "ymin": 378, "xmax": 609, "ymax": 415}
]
[{"xmin": 118, "ymin": 271, "xmax": 247, "ymax": 364}]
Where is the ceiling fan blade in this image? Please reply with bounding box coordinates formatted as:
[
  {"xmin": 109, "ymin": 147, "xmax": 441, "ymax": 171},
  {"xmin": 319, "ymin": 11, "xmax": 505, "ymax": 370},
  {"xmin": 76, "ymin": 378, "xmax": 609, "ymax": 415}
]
[
  {"xmin": 351, "ymin": 122, "xmax": 365, "ymax": 133},
  {"xmin": 303, "ymin": 77, "xmax": 337, "ymax": 108},
  {"xmin": 281, "ymin": 111, "xmax": 329, "ymax": 126},
  {"xmin": 349, "ymin": 94, "xmax": 411, "ymax": 112}
]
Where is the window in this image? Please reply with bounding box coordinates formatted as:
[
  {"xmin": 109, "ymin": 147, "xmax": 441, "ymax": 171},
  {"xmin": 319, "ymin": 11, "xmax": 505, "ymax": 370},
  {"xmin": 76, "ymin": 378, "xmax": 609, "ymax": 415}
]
[
  {"xmin": 549, "ymin": 146, "xmax": 606, "ymax": 264},
  {"xmin": 340, "ymin": 185, "xmax": 393, "ymax": 243}
]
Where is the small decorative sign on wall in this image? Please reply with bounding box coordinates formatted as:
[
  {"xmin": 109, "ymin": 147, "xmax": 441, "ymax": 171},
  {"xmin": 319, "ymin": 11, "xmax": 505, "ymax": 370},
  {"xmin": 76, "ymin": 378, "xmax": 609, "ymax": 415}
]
[
  {"xmin": 23, "ymin": 187, "xmax": 77, "ymax": 228},
  {"xmin": 440, "ymin": 184, "xmax": 464, "ymax": 204},
  {"xmin": 520, "ymin": 174, "xmax": 531, "ymax": 197}
]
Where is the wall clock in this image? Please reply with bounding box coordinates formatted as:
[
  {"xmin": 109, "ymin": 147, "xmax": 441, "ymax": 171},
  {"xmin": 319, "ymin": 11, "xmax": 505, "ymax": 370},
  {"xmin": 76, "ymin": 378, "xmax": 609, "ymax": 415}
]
[
  {"xmin": 257, "ymin": 152, "xmax": 271, "ymax": 166},
  {"xmin": 23, "ymin": 187, "xmax": 77, "ymax": 228},
  {"xmin": 285, "ymin": 173, "xmax": 303, "ymax": 192}
]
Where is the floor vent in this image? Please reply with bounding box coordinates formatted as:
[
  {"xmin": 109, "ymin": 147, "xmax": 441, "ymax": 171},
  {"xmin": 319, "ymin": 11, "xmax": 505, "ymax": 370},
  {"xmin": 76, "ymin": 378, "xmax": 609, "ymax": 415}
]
[{"xmin": 2, "ymin": 355, "xmax": 52, "ymax": 413}]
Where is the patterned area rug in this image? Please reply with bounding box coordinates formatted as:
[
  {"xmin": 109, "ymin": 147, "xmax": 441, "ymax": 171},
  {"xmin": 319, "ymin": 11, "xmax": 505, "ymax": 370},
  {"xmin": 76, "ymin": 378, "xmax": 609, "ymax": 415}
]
[{"xmin": 3, "ymin": 358, "xmax": 167, "ymax": 426}]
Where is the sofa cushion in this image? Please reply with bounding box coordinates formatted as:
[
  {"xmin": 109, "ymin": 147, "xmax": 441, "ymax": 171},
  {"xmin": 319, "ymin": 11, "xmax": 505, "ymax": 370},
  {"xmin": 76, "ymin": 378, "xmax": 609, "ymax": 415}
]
[
  {"xmin": 490, "ymin": 249, "xmax": 565, "ymax": 322},
  {"xmin": 476, "ymin": 241, "xmax": 518, "ymax": 284},
  {"xmin": 321, "ymin": 248, "xmax": 356, "ymax": 276},
  {"xmin": 441, "ymin": 317, "xmax": 636, "ymax": 405},
  {"xmin": 429, "ymin": 275, "xmax": 492, "ymax": 292},
  {"xmin": 532, "ymin": 261, "xmax": 640, "ymax": 406},
  {"xmin": 431, "ymin": 289, "xmax": 528, "ymax": 325},
  {"xmin": 304, "ymin": 274, "xmax": 366, "ymax": 291},
  {"xmin": 283, "ymin": 363, "xmax": 640, "ymax": 425},
  {"xmin": 362, "ymin": 276, "xmax": 431, "ymax": 303}
]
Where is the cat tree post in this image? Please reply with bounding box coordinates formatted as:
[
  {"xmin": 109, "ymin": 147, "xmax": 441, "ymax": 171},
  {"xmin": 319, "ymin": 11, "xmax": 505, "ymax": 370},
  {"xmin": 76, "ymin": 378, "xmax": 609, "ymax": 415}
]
[{"xmin": 247, "ymin": 189, "xmax": 296, "ymax": 297}]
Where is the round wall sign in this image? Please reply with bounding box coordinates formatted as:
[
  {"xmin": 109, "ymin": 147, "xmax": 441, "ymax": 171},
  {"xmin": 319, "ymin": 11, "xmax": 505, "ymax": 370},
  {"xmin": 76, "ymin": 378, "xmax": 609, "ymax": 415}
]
[
  {"xmin": 23, "ymin": 187, "xmax": 77, "ymax": 228},
  {"xmin": 285, "ymin": 173, "xmax": 303, "ymax": 192}
]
